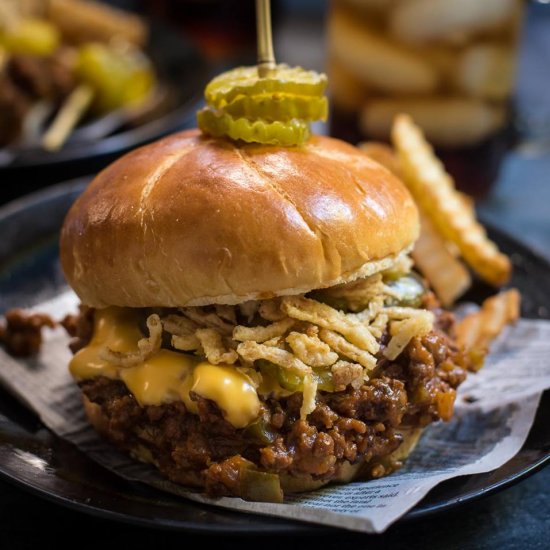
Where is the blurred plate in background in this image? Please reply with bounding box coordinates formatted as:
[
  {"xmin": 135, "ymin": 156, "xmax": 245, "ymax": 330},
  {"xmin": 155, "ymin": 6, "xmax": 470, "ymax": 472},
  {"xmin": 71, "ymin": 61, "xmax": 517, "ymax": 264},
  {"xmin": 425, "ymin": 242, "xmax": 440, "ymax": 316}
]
[{"xmin": 0, "ymin": 20, "xmax": 210, "ymax": 204}]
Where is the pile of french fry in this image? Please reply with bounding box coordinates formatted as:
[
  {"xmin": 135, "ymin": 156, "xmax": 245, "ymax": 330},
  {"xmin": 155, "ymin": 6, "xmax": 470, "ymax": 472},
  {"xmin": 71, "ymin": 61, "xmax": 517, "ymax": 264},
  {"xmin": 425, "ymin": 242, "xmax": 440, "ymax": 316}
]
[
  {"xmin": 329, "ymin": 0, "xmax": 521, "ymax": 148},
  {"xmin": 360, "ymin": 115, "xmax": 520, "ymax": 363}
]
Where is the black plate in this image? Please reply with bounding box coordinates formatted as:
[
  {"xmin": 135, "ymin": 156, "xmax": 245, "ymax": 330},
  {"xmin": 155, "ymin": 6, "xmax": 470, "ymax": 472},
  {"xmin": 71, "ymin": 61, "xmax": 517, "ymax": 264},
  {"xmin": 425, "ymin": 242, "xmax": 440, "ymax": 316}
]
[
  {"xmin": 0, "ymin": 22, "xmax": 210, "ymax": 202},
  {"xmin": 0, "ymin": 180, "xmax": 548, "ymax": 535}
]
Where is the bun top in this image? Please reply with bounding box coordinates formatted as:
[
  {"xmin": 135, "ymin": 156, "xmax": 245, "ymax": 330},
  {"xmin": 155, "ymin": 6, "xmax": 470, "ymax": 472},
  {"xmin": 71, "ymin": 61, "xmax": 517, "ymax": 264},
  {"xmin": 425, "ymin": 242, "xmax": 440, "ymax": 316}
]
[{"xmin": 60, "ymin": 130, "xmax": 419, "ymax": 308}]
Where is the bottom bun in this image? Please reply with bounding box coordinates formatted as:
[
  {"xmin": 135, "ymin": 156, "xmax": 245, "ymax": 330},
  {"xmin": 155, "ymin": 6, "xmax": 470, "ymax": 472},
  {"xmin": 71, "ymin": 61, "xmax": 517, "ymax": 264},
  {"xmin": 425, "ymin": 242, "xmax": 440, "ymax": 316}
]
[{"xmin": 83, "ymin": 395, "xmax": 423, "ymax": 498}]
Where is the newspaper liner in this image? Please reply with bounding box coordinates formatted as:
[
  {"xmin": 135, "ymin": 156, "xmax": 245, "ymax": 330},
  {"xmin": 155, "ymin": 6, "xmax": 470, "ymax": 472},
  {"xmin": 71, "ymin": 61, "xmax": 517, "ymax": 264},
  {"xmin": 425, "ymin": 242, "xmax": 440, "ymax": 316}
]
[{"xmin": 0, "ymin": 291, "xmax": 549, "ymax": 533}]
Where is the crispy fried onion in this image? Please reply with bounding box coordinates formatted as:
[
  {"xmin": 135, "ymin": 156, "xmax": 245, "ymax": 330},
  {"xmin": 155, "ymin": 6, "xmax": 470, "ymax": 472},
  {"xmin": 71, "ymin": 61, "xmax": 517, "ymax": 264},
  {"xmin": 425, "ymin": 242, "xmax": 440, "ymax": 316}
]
[
  {"xmin": 98, "ymin": 257, "xmax": 439, "ymax": 397},
  {"xmin": 281, "ymin": 296, "xmax": 379, "ymax": 354},
  {"xmin": 383, "ymin": 310, "xmax": 434, "ymax": 360},
  {"xmin": 383, "ymin": 306, "xmax": 433, "ymax": 320},
  {"xmin": 171, "ymin": 333, "xmax": 201, "ymax": 351},
  {"xmin": 162, "ymin": 314, "xmax": 198, "ymax": 335},
  {"xmin": 349, "ymin": 295, "xmax": 385, "ymax": 324},
  {"xmin": 162, "ymin": 314, "xmax": 200, "ymax": 351},
  {"xmin": 233, "ymin": 317, "xmax": 294, "ymax": 343},
  {"xmin": 100, "ymin": 314, "xmax": 162, "ymax": 367},
  {"xmin": 300, "ymin": 373, "xmax": 318, "ymax": 419},
  {"xmin": 179, "ymin": 307, "xmax": 234, "ymax": 335},
  {"xmin": 331, "ymin": 360, "xmax": 365, "ymax": 391},
  {"xmin": 236, "ymin": 341, "xmax": 311, "ymax": 376},
  {"xmin": 285, "ymin": 331, "xmax": 338, "ymax": 368},
  {"xmin": 195, "ymin": 328, "xmax": 238, "ymax": 365},
  {"xmin": 318, "ymin": 328, "xmax": 377, "ymax": 370},
  {"xmin": 214, "ymin": 305, "xmax": 237, "ymax": 324},
  {"xmin": 368, "ymin": 313, "xmax": 389, "ymax": 340},
  {"xmin": 262, "ymin": 336, "xmax": 285, "ymax": 348},
  {"xmin": 321, "ymin": 274, "xmax": 388, "ymax": 312}
]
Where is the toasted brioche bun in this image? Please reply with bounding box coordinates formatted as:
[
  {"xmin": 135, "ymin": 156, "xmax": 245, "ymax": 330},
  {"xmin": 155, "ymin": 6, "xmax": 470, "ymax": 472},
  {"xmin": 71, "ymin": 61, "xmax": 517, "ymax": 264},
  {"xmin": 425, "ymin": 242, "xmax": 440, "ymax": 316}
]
[
  {"xmin": 82, "ymin": 396, "xmax": 422, "ymax": 496},
  {"xmin": 60, "ymin": 130, "xmax": 418, "ymax": 308}
]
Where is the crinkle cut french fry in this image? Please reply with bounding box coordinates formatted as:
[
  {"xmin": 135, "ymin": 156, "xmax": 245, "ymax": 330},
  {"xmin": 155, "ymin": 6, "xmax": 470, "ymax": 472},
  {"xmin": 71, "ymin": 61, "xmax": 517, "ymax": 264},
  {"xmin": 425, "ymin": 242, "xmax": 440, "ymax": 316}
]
[
  {"xmin": 389, "ymin": 0, "xmax": 518, "ymax": 45},
  {"xmin": 456, "ymin": 289, "xmax": 520, "ymax": 352},
  {"xmin": 392, "ymin": 114, "xmax": 512, "ymax": 286},
  {"xmin": 328, "ymin": 6, "xmax": 438, "ymax": 94},
  {"xmin": 455, "ymin": 313, "xmax": 484, "ymax": 352},
  {"xmin": 457, "ymin": 44, "xmax": 516, "ymax": 101},
  {"xmin": 419, "ymin": 46, "xmax": 457, "ymax": 83},
  {"xmin": 412, "ymin": 213, "xmax": 472, "ymax": 307},
  {"xmin": 480, "ymin": 288, "xmax": 520, "ymax": 342},
  {"xmin": 363, "ymin": 98, "xmax": 505, "ymax": 148}
]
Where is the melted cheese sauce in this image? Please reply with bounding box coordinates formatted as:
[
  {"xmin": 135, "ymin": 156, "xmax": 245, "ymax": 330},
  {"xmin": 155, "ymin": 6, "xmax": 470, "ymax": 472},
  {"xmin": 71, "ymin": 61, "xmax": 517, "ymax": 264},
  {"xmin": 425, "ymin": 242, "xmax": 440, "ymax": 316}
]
[
  {"xmin": 70, "ymin": 308, "xmax": 260, "ymax": 428},
  {"xmin": 191, "ymin": 363, "xmax": 261, "ymax": 428},
  {"xmin": 120, "ymin": 350, "xmax": 194, "ymax": 406}
]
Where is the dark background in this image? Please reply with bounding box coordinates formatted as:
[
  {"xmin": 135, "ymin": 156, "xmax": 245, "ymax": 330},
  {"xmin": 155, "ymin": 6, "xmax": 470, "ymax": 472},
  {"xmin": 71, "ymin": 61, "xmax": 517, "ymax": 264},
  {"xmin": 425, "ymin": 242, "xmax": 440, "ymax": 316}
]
[{"xmin": 1, "ymin": 1, "xmax": 549, "ymax": 548}]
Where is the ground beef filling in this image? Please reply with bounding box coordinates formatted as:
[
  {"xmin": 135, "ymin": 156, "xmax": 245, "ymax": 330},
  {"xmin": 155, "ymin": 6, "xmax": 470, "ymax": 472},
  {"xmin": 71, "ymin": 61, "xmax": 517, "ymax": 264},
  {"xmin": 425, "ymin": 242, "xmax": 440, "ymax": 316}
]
[{"xmin": 80, "ymin": 322, "xmax": 467, "ymax": 497}]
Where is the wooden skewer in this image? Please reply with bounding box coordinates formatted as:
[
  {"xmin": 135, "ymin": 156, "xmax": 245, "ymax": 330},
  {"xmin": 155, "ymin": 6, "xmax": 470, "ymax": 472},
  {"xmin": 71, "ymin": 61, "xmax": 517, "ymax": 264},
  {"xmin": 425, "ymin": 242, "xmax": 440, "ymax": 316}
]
[
  {"xmin": 256, "ymin": 0, "xmax": 276, "ymax": 78},
  {"xmin": 42, "ymin": 84, "xmax": 94, "ymax": 152}
]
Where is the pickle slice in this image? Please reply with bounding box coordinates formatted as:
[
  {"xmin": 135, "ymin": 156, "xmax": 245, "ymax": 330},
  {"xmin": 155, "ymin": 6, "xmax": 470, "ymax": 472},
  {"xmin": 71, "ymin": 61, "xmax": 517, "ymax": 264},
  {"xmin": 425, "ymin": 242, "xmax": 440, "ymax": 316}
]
[
  {"xmin": 199, "ymin": 64, "xmax": 327, "ymax": 145},
  {"xmin": 276, "ymin": 366, "xmax": 333, "ymax": 393},
  {"xmin": 239, "ymin": 468, "xmax": 283, "ymax": 503},
  {"xmin": 222, "ymin": 93, "xmax": 327, "ymax": 123},
  {"xmin": 244, "ymin": 418, "xmax": 278, "ymax": 445},
  {"xmin": 205, "ymin": 64, "xmax": 327, "ymax": 108},
  {"xmin": 197, "ymin": 108, "xmax": 310, "ymax": 146},
  {"xmin": 385, "ymin": 275, "xmax": 425, "ymax": 308},
  {"xmin": 76, "ymin": 43, "xmax": 154, "ymax": 113},
  {"xmin": 257, "ymin": 360, "xmax": 335, "ymax": 394},
  {"xmin": 0, "ymin": 19, "xmax": 60, "ymax": 56},
  {"xmin": 314, "ymin": 368, "xmax": 334, "ymax": 393}
]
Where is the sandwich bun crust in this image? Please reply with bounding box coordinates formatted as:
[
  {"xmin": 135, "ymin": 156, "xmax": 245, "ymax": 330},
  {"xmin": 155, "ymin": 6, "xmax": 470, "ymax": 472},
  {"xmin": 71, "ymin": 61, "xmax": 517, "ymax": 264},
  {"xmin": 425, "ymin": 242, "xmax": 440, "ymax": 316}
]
[{"xmin": 61, "ymin": 130, "xmax": 419, "ymax": 308}]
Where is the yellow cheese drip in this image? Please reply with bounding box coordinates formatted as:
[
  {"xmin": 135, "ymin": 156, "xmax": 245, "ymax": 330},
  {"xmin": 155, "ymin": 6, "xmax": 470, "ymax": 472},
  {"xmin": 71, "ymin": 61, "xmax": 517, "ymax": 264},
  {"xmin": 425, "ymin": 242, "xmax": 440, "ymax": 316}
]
[
  {"xmin": 69, "ymin": 307, "xmax": 142, "ymax": 381},
  {"xmin": 190, "ymin": 363, "xmax": 260, "ymax": 428},
  {"xmin": 69, "ymin": 308, "xmax": 260, "ymax": 428},
  {"xmin": 120, "ymin": 350, "xmax": 196, "ymax": 406}
]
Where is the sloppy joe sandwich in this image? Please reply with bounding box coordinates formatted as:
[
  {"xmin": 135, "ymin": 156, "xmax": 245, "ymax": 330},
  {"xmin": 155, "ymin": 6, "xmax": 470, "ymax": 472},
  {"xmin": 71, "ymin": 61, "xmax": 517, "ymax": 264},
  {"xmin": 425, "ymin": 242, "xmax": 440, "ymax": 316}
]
[{"xmin": 60, "ymin": 129, "xmax": 474, "ymax": 502}]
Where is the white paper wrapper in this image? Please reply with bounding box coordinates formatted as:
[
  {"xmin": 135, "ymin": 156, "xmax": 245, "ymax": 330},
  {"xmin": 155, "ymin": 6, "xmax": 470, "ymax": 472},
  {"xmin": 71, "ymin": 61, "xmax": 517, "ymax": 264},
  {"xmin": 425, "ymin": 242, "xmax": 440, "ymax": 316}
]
[{"xmin": 0, "ymin": 290, "xmax": 549, "ymax": 533}]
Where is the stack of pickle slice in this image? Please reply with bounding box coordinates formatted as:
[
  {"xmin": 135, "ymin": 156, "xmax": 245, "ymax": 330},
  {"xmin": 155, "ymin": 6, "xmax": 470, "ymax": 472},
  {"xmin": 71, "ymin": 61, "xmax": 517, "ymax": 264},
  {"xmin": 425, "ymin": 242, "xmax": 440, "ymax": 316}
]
[{"xmin": 197, "ymin": 64, "xmax": 328, "ymax": 146}]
